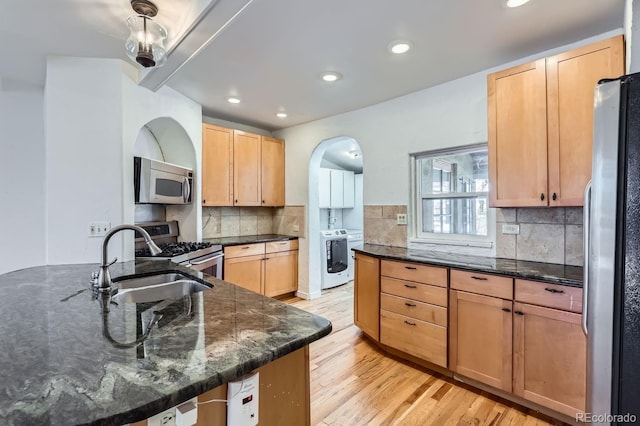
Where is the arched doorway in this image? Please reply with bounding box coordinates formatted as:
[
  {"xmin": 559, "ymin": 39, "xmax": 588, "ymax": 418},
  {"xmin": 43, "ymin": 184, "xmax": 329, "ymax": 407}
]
[{"xmin": 307, "ymin": 136, "xmax": 363, "ymax": 299}]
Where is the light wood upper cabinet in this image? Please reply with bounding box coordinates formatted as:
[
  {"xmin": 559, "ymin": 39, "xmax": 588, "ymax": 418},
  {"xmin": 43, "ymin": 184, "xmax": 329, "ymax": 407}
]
[
  {"xmin": 202, "ymin": 124, "xmax": 234, "ymax": 206},
  {"xmin": 202, "ymin": 125, "xmax": 286, "ymax": 207},
  {"xmin": 233, "ymin": 130, "xmax": 262, "ymax": 206},
  {"xmin": 546, "ymin": 36, "xmax": 625, "ymax": 206},
  {"xmin": 261, "ymin": 136, "xmax": 285, "ymax": 206},
  {"xmin": 488, "ymin": 35, "xmax": 624, "ymax": 207},
  {"xmin": 354, "ymin": 253, "xmax": 380, "ymax": 341}
]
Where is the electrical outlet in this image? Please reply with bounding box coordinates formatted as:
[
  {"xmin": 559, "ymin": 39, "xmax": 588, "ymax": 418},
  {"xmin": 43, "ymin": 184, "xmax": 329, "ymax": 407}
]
[
  {"xmin": 502, "ymin": 224, "xmax": 520, "ymax": 235},
  {"xmin": 147, "ymin": 408, "xmax": 176, "ymax": 426},
  {"xmin": 88, "ymin": 221, "xmax": 111, "ymax": 237},
  {"xmin": 396, "ymin": 213, "xmax": 408, "ymax": 225}
]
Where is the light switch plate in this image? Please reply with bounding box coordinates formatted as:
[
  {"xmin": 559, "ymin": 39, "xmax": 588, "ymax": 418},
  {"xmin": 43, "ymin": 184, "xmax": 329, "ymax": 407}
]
[
  {"xmin": 502, "ymin": 224, "xmax": 520, "ymax": 235},
  {"xmin": 396, "ymin": 214, "xmax": 408, "ymax": 225}
]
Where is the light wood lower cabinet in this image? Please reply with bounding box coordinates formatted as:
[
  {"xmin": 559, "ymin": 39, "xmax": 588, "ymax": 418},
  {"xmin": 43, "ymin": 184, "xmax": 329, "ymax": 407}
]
[
  {"xmin": 224, "ymin": 241, "xmax": 298, "ymax": 297},
  {"xmin": 379, "ymin": 260, "xmax": 449, "ymax": 368},
  {"xmin": 132, "ymin": 346, "xmax": 310, "ymax": 426},
  {"xmin": 354, "ymin": 253, "xmax": 380, "ymax": 341},
  {"xmin": 449, "ymin": 289, "xmax": 513, "ymax": 391}
]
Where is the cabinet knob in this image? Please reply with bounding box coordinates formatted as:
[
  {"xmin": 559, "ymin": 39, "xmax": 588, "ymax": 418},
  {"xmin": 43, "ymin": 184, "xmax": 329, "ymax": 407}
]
[
  {"xmin": 552, "ymin": 192, "xmax": 557, "ymax": 201},
  {"xmin": 262, "ymin": 200, "xmax": 265, "ymax": 204},
  {"xmin": 404, "ymin": 320, "xmax": 417, "ymax": 326},
  {"xmin": 203, "ymin": 199, "xmax": 206, "ymax": 204},
  {"xmin": 405, "ymin": 302, "xmax": 417, "ymax": 307},
  {"xmin": 514, "ymin": 311, "xmax": 524, "ymax": 316},
  {"xmin": 235, "ymin": 199, "xmax": 238, "ymax": 203},
  {"xmin": 540, "ymin": 193, "xmax": 545, "ymax": 201},
  {"xmin": 544, "ymin": 287, "xmax": 564, "ymax": 294},
  {"xmin": 404, "ymin": 266, "xmax": 417, "ymax": 270},
  {"xmin": 502, "ymin": 308, "xmax": 511, "ymax": 313},
  {"xmin": 471, "ymin": 276, "xmax": 487, "ymax": 281},
  {"xmin": 404, "ymin": 284, "xmax": 417, "ymax": 289}
]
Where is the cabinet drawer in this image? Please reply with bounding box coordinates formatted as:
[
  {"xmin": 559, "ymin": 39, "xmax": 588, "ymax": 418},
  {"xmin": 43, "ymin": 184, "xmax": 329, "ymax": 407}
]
[
  {"xmin": 381, "ymin": 277, "xmax": 448, "ymax": 307},
  {"xmin": 381, "ymin": 293, "xmax": 447, "ymax": 327},
  {"xmin": 381, "ymin": 260, "xmax": 447, "ymax": 287},
  {"xmin": 224, "ymin": 243, "xmax": 265, "ymax": 258},
  {"xmin": 450, "ymin": 269, "xmax": 513, "ymax": 300},
  {"xmin": 266, "ymin": 239, "xmax": 299, "ymax": 253},
  {"xmin": 515, "ymin": 279, "xmax": 583, "ymax": 313},
  {"xmin": 380, "ymin": 310, "xmax": 447, "ymax": 368}
]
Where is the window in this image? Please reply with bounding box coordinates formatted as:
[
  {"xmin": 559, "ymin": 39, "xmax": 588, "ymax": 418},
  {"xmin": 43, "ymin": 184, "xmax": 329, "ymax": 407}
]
[{"xmin": 412, "ymin": 144, "xmax": 491, "ymax": 246}]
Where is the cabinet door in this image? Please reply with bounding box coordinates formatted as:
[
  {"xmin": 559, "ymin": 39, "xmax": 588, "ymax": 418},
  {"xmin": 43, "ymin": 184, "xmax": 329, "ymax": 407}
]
[
  {"xmin": 488, "ymin": 59, "xmax": 548, "ymax": 207},
  {"xmin": 354, "ymin": 253, "xmax": 380, "ymax": 341},
  {"xmin": 329, "ymin": 169, "xmax": 344, "ymax": 208},
  {"xmin": 546, "ymin": 35, "xmax": 624, "ymax": 206},
  {"xmin": 513, "ymin": 302, "xmax": 586, "ymax": 417},
  {"xmin": 342, "ymin": 170, "xmax": 355, "ymax": 208},
  {"xmin": 223, "ymin": 254, "xmax": 263, "ymax": 294},
  {"xmin": 202, "ymin": 124, "xmax": 234, "ymax": 206},
  {"xmin": 449, "ymin": 290, "xmax": 513, "ymax": 391},
  {"xmin": 264, "ymin": 250, "xmax": 298, "ymax": 297},
  {"xmin": 261, "ymin": 136, "xmax": 285, "ymax": 207},
  {"xmin": 318, "ymin": 168, "xmax": 331, "ymax": 208},
  {"xmin": 233, "ymin": 130, "xmax": 262, "ymax": 206}
]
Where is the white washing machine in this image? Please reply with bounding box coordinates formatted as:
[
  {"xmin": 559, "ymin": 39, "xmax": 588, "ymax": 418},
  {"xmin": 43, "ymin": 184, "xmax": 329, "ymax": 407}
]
[
  {"xmin": 320, "ymin": 229, "xmax": 349, "ymax": 289},
  {"xmin": 345, "ymin": 229, "xmax": 363, "ymax": 281}
]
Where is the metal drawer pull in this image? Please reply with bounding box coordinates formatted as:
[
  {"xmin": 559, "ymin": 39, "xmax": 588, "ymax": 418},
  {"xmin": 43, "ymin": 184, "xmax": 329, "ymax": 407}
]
[
  {"xmin": 471, "ymin": 276, "xmax": 488, "ymax": 281},
  {"xmin": 544, "ymin": 288, "xmax": 565, "ymax": 294},
  {"xmin": 502, "ymin": 308, "xmax": 511, "ymax": 313},
  {"xmin": 404, "ymin": 266, "xmax": 417, "ymax": 270},
  {"xmin": 405, "ymin": 302, "xmax": 416, "ymax": 307},
  {"xmin": 514, "ymin": 311, "xmax": 524, "ymax": 316},
  {"xmin": 242, "ymin": 246, "xmax": 251, "ymax": 250},
  {"xmin": 404, "ymin": 284, "xmax": 417, "ymax": 289},
  {"xmin": 404, "ymin": 320, "xmax": 417, "ymax": 326}
]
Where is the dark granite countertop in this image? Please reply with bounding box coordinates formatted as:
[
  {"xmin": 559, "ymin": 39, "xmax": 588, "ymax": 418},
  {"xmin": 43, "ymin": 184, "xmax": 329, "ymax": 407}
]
[
  {"xmin": 353, "ymin": 244, "xmax": 583, "ymax": 287},
  {"xmin": 0, "ymin": 261, "xmax": 331, "ymax": 426},
  {"xmin": 204, "ymin": 234, "xmax": 298, "ymax": 247}
]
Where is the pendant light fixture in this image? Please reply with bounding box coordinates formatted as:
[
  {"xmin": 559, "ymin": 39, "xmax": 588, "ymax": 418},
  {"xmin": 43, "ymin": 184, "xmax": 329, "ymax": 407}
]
[{"xmin": 125, "ymin": 0, "xmax": 168, "ymax": 68}]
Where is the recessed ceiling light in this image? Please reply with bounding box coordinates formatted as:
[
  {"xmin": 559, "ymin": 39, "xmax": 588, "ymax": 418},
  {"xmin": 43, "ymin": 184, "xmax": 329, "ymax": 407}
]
[
  {"xmin": 276, "ymin": 112, "xmax": 288, "ymax": 119},
  {"xmin": 389, "ymin": 41, "xmax": 412, "ymax": 54},
  {"xmin": 505, "ymin": 0, "xmax": 531, "ymax": 7},
  {"xmin": 226, "ymin": 96, "xmax": 241, "ymax": 104},
  {"xmin": 321, "ymin": 71, "xmax": 342, "ymax": 82}
]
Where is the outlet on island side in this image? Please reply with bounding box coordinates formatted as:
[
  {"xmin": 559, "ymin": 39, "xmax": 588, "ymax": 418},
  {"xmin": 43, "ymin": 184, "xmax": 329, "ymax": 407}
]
[{"xmin": 396, "ymin": 214, "xmax": 408, "ymax": 225}]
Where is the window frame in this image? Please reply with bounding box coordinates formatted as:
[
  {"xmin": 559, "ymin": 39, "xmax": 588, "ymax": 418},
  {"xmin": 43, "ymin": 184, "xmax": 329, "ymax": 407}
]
[{"xmin": 410, "ymin": 143, "xmax": 495, "ymax": 249}]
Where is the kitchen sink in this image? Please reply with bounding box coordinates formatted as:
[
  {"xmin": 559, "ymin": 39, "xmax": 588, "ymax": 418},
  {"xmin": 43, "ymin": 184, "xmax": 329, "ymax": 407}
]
[{"xmin": 111, "ymin": 272, "xmax": 211, "ymax": 304}]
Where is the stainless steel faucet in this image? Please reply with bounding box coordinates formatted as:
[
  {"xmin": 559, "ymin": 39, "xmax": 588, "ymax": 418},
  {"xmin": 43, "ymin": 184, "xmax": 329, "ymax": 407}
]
[{"xmin": 95, "ymin": 224, "xmax": 163, "ymax": 292}]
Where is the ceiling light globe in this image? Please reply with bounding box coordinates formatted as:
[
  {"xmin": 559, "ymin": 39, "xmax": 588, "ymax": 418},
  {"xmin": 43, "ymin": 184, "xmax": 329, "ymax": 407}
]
[
  {"xmin": 276, "ymin": 112, "xmax": 288, "ymax": 118},
  {"xmin": 226, "ymin": 97, "xmax": 241, "ymax": 104},
  {"xmin": 125, "ymin": 15, "xmax": 167, "ymax": 68}
]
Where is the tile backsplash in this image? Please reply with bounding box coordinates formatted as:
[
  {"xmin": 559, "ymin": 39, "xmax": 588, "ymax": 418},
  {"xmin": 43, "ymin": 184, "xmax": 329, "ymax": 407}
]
[
  {"xmin": 496, "ymin": 207, "xmax": 583, "ymax": 266},
  {"xmin": 364, "ymin": 205, "xmax": 408, "ymax": 247},
  {"xmin": 202, "ymin": 205, "xmax": 305, "ymax": 238}
]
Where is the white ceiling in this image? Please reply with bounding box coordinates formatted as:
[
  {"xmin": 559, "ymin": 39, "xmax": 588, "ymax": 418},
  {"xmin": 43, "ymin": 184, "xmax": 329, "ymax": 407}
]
[{"xmin": 0, "ymin": 0, "xmax": 626, "ymax": 130}]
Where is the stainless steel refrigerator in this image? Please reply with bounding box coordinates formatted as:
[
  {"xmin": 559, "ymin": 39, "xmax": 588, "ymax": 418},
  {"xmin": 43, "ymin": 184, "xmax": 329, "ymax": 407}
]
[{"xmin": 586, "ymin": 74, "xmax": 640, "ymax": 425}]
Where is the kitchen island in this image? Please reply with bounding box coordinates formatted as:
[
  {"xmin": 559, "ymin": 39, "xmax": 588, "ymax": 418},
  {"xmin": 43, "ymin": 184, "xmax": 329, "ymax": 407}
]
[{"xmin": 0, "ymin": 261, "xmax": 332, "ymax": 425}]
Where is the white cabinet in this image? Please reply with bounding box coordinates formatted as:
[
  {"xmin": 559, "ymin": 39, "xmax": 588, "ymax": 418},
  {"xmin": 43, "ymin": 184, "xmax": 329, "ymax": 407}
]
[
  {"xmin": 319, "ymin": 168, "xmax": 355, "ymax": 209},
  {"xmin": 319, "ymin": 168, "xmax": 331, "ymax": 208},
  {"xmin": 330, "ymin": 169, "xmax": 344, "ymax": 208},
  {"xmin": 343, "ymin": 171, "xmax": 355, "ymax": 208}
]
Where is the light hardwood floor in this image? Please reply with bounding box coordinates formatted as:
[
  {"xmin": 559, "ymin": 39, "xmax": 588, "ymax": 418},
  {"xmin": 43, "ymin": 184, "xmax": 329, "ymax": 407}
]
[{"xmin": 283, "ymin": 282, "xmax": 567, "ymax": 426}]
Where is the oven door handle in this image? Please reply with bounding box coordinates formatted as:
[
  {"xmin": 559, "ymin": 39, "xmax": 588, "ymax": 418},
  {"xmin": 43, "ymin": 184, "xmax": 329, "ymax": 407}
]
[{"xmin": 189, "ymin": 252, "xmax": 224, "ymax": 265}]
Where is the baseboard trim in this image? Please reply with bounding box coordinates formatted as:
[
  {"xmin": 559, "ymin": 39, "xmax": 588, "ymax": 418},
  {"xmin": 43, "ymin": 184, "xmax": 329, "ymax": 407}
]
[{"xmin": 295, "ymin": 290, "xmax": 322, "ymax": 300}]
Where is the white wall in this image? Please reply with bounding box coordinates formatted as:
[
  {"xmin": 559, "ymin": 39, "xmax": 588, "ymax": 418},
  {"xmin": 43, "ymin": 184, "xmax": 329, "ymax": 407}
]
[
  {"xmin": 44, "ymin": 57, "xmax": 201, "ymax": 266},
  {"xmin": 0, "ymin": 90, "xmax": 45, "ymax": 274},
  {"xmin": 275, "ymin": 30, "xmax": 623, "ymax": 298}
]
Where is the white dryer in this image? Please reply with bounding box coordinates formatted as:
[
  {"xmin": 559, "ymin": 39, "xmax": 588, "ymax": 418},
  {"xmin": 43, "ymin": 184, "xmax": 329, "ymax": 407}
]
[
  {"xmin": 345, "ymin": 229, "xmax": 363, "ymax": 281},
  {"xmin": 320, "ymin": 229, "xmax": 349, "ymax": 289}
]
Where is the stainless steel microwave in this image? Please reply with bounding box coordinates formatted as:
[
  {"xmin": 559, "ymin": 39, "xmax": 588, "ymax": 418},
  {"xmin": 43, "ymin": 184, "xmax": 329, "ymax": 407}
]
[{"xmin": 134, "ymin": 156, "xmax": 193, "ymax": 204}]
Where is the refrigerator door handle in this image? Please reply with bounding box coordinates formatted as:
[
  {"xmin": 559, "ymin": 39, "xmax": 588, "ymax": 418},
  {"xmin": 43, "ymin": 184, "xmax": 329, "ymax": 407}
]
[{"xmin": 582, "ymin": 181, "xmax": 592, "ymax": 336}]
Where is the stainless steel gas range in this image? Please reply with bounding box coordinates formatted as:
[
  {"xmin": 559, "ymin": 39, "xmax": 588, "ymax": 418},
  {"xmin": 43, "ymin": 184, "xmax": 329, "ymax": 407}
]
[{"xmin": 134, "ymin": 221, "xmax": 223, "ymax": 279}]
